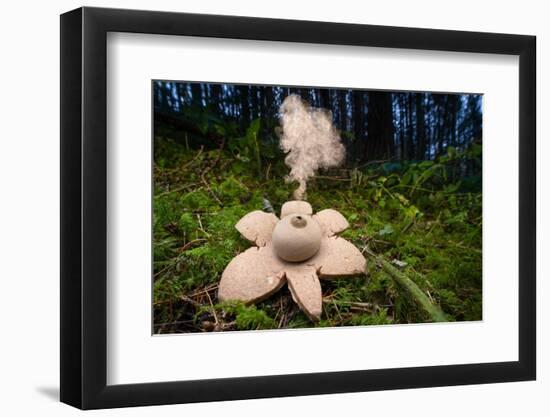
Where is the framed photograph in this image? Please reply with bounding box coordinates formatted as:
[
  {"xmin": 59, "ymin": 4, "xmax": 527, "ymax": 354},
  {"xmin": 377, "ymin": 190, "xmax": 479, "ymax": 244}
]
[{"xmin": 60, "ymin": 6, "xmax": 536, "ymax": 409}]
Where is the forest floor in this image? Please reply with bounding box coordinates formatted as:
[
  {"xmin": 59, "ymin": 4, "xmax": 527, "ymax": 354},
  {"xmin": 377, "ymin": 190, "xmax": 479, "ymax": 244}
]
[{"xmin": 153, "ymin": 133, "xmax": 482, "ymax": 333}]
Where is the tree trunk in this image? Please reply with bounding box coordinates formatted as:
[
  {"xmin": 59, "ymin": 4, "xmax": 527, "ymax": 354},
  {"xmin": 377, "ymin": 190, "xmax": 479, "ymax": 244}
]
[
  {"xmin": 366, "ymin": 92, "xmax": 395, "ymax": 160},
  {"xmin": 353, "ymin": 92, "xmax": 365, "ymax": 142},
  {"xmin": 264, "ymin": 86, "xmax": 274, "ymax": 117},
  {"xmin": 240, "ymin": 85, "xmax": 251, "ymax": 124},
  {"xmin": 415, "ymin": 94, "xmax": 426, "ymax": 160},
  {"xmin": 407, "ymin": 93, "xmax": 414, "ymax": 159},
  {"xmin": 210, "ymin": 84, "xmax": 221, "ymax": 113},
  {"xmin": 335, "ymin": 90, "xmax": 345, "ymax": 132},
  {"xmin": 319, "ymin": 88, "xmax": 331, "ymax": 109},
  {"xmin": 250, "ymin": 86, "xmax": 260, "ymax": 119}
]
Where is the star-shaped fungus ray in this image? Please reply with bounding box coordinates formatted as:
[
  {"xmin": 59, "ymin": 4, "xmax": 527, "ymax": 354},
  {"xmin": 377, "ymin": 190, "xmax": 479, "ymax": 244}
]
[{"xmin": 217, "ymin": 201, "xmax": 366, "ymax": 321}]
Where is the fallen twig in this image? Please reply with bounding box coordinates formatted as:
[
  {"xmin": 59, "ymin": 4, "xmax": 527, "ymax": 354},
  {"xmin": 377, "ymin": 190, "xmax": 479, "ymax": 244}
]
[
  {"xmin": 363, "ymin": 247, "xmax": 448, "ymax": 322},
  {"xmin": 200, "ymin": 173, "xmax": 224, "ymax": 207},
  {"xmin": 180, "ymin": 295, "xmax": 201, "ymax": 308},
  {"xmin": 178, "ymin": 238, "xmax": 207, "ymax": 253},
  {"xmin": 205, "ymin": 290, "xmax": 220, "ymax": 328},
  {"xmin": 187, "ymin": 284, "xmax": 219, "ymax": 298},
  {"xmin": 154, "ymin": 183, "xmax": 201, "ymax": 198}
]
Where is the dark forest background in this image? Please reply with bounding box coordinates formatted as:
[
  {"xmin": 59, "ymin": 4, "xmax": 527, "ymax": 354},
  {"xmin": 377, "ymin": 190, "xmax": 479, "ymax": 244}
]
[
  {"xmin": 153, "ymin": 81, "xmax": 482, "ymax": 166},
  {"xmin": 153, "ymin": 81, "xmax": 483, "ymax": 333}
]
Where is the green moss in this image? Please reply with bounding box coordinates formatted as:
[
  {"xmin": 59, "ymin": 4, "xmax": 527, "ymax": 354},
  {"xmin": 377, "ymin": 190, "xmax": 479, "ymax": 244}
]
[
  {"xmin": 348, "ymin": 309, "xmax": 393, "ymax": 326},
  {"xmin": 180, "ymin": 189, "xmax": 217, "ymax": 210},
  {"xmin": 196, "ymin": 302, "xmax": 277, "ymax": 330},
  {"xmin": 217, "ymin": 176, "xmax": 248, "ymax": 202},
  {"xmin": 153, "ymin": 125, "xmax": 482, "ymax": 333},
  {"xmin": 234, "ymin": 306, "xmax": 277, "ymax": 330}
]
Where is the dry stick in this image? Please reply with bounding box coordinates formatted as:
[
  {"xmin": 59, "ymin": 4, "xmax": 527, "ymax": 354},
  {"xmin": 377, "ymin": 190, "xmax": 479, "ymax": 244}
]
[
  {"xmin": 449, "ymin": 240, "xmax": 482, "ymax": 254},
  {"xmin": 153, "ymin": 261, "xmax": 178, "ymax": 279},
  {"xmin": 195, "ymin": 214, "xmax": 211, "ymax": 237},
  {"xmin": 180, "ymin": 295, "xmax": 201, "ymax": 308},
  {"xmin": 202, "ymin": 137, "xmax": 226, "ymax": 176},
  {"xmin": 364, "ymin": 248, "xmax": 448, "ymax": 323},
  {"xmin": 154, "ymin": 183, "xmax": 201, "ymax": 198},
  {"xmin": 177, "ymin": 238, "xmax": 207, "ymax": 253},
  {"xmin": 200, "ymin": 173, "xmax": 223, "ymax": 206},
  {"xmin": 154, "ymin": 319, "xmax": 195, "ymax": 328},
  {"xmin": 278, "ymin": 299, "xmax": 284, "ymax": 328},
  {"xmin": 332, "ymin": 299, "xmax": 344, "ymax": 321},
  {"xmin": 154, "ymin": 146, "xmax": 203, "ymax": 175},
  {"xmin": 205, "ymin": 290, "xmax": 219, "ymax": 326},
  {"xmin": 322, "ymin": 299, "xmax": 377, "ymax": 314},
  {"xmin": 154, "ymin": 238, "xmax": 207, "ymax": 280},
  {"xmin": 187, "ymin": 284, "xmax": 218, "ymax": 298},
  {"xmin": 179, "ymin": 139, "xmax": 224, "ymax": 207}
]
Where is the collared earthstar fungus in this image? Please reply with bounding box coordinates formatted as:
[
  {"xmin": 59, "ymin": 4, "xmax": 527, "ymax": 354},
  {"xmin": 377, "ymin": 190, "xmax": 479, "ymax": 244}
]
[{"xmin": 218, "ymin": 200, "xmax": 367, "ymax": 321}]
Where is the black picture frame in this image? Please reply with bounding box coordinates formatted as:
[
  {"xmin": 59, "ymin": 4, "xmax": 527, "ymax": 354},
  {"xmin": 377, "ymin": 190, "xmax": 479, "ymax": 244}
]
[{"xmin": 60, "ymin": 6, "xmax": 536, "ymax": 410}]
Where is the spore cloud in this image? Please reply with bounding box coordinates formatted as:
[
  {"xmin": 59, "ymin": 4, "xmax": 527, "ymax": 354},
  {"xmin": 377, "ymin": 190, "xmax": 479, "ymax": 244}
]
[{"xmin": 278, "ymin": 94, "xmax": 345, "ymax": 200}]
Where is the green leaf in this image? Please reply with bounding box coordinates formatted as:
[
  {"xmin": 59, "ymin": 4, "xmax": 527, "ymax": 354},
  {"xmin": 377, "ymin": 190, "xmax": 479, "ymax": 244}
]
[
  {"xmin": 379, "ymin": 224, "xmax": 394, "ymax": 236},
  {"xmin": 247, "ymin": 118, "xmax": 261, "ymax": 136}
]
